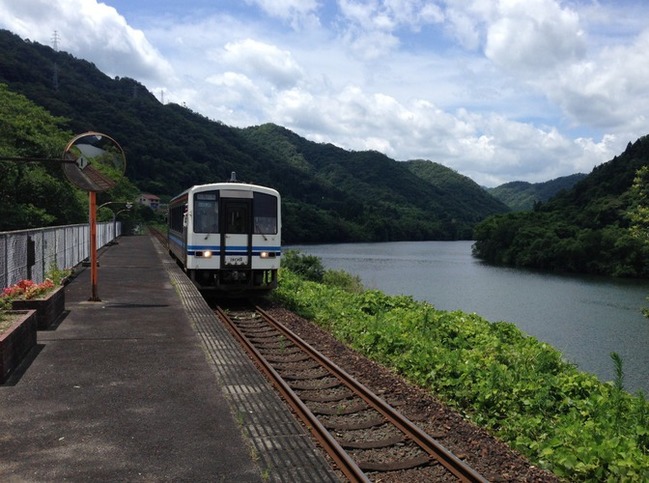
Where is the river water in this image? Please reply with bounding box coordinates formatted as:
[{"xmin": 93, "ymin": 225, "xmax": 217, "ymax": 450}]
[{"xmin": 290, "ymin": 241, "xmax": 649, "ymax": 394}]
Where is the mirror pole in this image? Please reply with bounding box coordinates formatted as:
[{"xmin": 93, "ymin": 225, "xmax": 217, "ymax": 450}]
[
  {"xmin": 89, "ymin": 191, "xmax": 100, "ymax": 301},
  {"xmin": 63, "ymin": 132, "xmax": 126, "ymax": 302}
]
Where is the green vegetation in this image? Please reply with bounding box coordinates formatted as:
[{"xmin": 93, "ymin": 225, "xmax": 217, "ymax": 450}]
[
  {"xmin": 473, "ymin": 136, "xmax": 649, "ymax": 277},
  {"xmin": 0, "ymin": 84, "xmax": 85, "ymax": 230},
  {"xmin": 45, "ymin": 262, "xmax": 72, "ymax": 286},
  {"xmin": 282, "ymin": 249, "xmax": 363, "ymax": 292},
  {"xmin": 488, "ymin": 174, "xmax": 587, "ymax": 211},
  {"xmin": 0, "ymin": 29, "xmax": 509, "ymax": 241},
  {"xmin": 405, "ymin": 159, "xmax": 510, "ymax": 221},
  {"xmin": 273, "ymin": 253, "xmax": 649, "ymax": 481},
  {"xmin": 0, "ymin": 83, "xmax": 152, "ymax": 231}
]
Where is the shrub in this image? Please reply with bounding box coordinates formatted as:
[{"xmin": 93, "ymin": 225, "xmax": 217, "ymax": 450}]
[
  {"xmin": 273, "ymin": 264, "xmax": 649, "ymax": 481},
  {"xmin": 281, "ymin": 249, "xmax": 325, "ymax": 282},
  {"xmin": 322, "ymin": 269, "xmax": 364, "ymax": 292}
]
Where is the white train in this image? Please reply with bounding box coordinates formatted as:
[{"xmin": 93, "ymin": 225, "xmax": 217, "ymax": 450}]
[{"xmin": 168, "ymin": 177, "xmax": 281, "ymax": 294}]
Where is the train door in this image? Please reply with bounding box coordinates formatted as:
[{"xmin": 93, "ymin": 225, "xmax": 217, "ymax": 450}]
[
  {"xmin": 181, "ymin": 203, "xmax": 189, "ymax": 265},
  {"xmin": 220, "ymin": 198, "xmax": 252, "ymax": 270}
]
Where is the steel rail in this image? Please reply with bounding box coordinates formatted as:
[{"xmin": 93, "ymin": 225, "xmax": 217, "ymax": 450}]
[
  {"xmin": 215, "ymin": 306, "xmax": 370, "ymax": 483},
  {"xmin": 255, "ymin": 306, "xmax": 490, "ymax": 483}
]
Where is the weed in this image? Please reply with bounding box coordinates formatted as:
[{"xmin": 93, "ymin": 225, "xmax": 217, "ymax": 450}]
[{"xmin": 272, "ymin": 266, "xmax": 649, "ymax": 482}]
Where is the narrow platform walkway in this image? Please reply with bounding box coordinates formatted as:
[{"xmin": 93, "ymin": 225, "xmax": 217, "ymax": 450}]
[{"xmin": 0, "ymin": 234, "xmax": 339, "ymax": 482}]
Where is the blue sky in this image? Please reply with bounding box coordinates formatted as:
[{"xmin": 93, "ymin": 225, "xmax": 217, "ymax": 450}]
[{"xmin": 1, "ymin": 0, "xmax": 649, "ymax": 186}]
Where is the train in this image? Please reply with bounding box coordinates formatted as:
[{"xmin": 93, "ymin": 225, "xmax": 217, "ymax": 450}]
[{"xmin": 167, "ymin": 176, "xmax": 281, "ymax": 294}]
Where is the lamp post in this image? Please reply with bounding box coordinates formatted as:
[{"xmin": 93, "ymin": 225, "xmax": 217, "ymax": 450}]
[
  {"xmin": 98, "ymin": 201, "xmax": 133, "ymax": 243},
  {"xmin": 111, "ymin": 205, "xmax": 132, "ymax": 244}
]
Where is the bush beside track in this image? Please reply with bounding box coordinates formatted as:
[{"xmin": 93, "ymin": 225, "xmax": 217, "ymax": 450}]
[{"xmin": 273, "ymin": 250, "xmax": 649, "ymax": 481}]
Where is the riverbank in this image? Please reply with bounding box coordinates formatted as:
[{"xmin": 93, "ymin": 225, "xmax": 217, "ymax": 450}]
[
  {"xmin": 272, "ymin": 263, "xmax": 649, "ymax": 482},
  {"xmin": 290, "ymin": 240, "xmax": 649, "ymax": 394}
]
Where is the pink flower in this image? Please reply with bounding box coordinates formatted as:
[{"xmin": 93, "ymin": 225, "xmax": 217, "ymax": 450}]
[{"xmin": 1, "ymin": 279, "xmax": 57, "ymax": 301}]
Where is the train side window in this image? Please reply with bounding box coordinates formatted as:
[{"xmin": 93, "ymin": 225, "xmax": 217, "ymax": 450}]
[
  {"xmin": 169, "ymin": 204, "xmax": 185, "ymax": 232},
  {"xmin": 194, "ymin": 191, "xmax": 219, "ymax": 233},
  {"xmin": 253, "ymin": 192, "xmax": 277, "ymax": 234}
]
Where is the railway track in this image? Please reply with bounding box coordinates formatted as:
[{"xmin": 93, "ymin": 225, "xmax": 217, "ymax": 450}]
[
  {"xmin": 215, "ymin": 305, "xmax": 489, "ymax": 482},
  {"xmin": 149, "ymin": 226, "xmax": 166, "ymax": 246}
]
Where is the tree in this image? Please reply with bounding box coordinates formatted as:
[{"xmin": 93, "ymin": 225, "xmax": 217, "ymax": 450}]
[
  {"xmin": 627, "ymin": 166, "xmax": 649, "ymax": 242},
  {"xmin": 0, "ymin": 84, "xmax": 86, "ymax": 231}
]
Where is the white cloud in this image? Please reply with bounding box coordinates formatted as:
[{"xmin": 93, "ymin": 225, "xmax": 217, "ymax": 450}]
[
  {"xmin": 0, "ymin": 0, "xmax": 173, "ymax": 83},
  {"xmin": 339, "ymin": 0, "xmax": 444, "ymax": 31},
  {"xmin": 337, "ymin": 0, "xmax": 444, "ymax": 59},
  {"xmin": 484, "ymin": 0, "xmax": 586, "ymax": 72},
  {"xmin": 221, "ymin": 39, "xmax": 304, "ymax": 90},
  {"xmin": 547, "ymin": 29, "xmax": 649, "ymax": 132},
  {"xmin": 2, "ymin": 0, "xmax": 649, "ymax": 187},
  {"xmin": 245, "ymin": 0, "xmax": 321, "ymax": 29}
]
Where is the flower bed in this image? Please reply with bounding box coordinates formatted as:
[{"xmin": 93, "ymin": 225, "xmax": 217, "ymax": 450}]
[
  {"xmin": 11, "ymin": 285, "xmax": 65, "ymax": 330},
  {"xmin": 3, "ymin": 279, "xmax": 56, "ymax": 299},
  {"xmin": 0, "ymin": 310, "xmax": 37, "ymax": 383},
  {"xmin": 2, "ymin": 279, "xmax": 66, "ymax": 330}
]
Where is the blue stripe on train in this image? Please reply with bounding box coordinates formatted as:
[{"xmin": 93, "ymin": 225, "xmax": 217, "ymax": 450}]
[
  {"xmin": 185, "ymin": 246, "xmax": 282, "ymax": 257},
  {"xmin": 187, "ymin": 245, "xmax": 281, "ymax": 250},
  {"xmin": 169, "ymin": 234, "xmax": 281, "ymax": 257}
]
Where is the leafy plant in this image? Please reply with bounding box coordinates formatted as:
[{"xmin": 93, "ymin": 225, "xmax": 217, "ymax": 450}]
[
  {"xmin": 273, "ymin": 265, "xmax": 649, "ymax": 481},
  {"xmin": 322, "ymin": 269, "xmax": 364, "ymax": 293},
  {"xmin": 281, "ymin": 249, "xmax": 325, "ymax": 282},
  {"xmin": 46, "ymin": 263, "xmax": 72, "ymax": 286},
  {"xmin": 0, "ymin": 294, "xmax": 11, "ymax": 316}
]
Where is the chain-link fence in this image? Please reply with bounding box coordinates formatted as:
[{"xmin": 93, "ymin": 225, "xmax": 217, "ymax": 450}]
[{"xmin": 0, "ymin": 222, "xmax": 120, "ymax": 288}]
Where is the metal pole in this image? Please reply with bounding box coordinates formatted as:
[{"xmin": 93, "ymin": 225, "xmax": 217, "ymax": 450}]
[
  {"xmin": 89, "ymin": 192, "xmax": 100, "ymax": 301},
  {"xmin": 112, "ymin": 212, "xmax": 117, "ymax": 243},
  {"xmin": 98, "ymin": 201, "xmax": 131, "ymax": 244}
]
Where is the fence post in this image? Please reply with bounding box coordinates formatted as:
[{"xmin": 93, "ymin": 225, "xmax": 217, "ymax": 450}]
[{"xmin": 26, "ymin": 235, "xmax": 36, "ymax": 280}]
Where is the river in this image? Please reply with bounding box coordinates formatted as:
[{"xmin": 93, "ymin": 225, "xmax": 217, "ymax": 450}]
[{"xmin": 289, "ymin": 241, "xmax": 649, "ymax": 394}]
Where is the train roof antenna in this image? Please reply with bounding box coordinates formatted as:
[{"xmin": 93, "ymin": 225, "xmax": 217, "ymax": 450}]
[{"xmin": 230, "ymin": 171, "xmax": 237, "ymax": 182}]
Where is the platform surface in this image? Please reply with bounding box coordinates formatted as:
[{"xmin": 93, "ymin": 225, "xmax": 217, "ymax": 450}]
[{"xmin": 0, "ymin": 234, "xmax": 339, "ymax": 482}]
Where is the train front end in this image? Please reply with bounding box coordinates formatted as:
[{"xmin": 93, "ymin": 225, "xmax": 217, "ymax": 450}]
[{"xmin": 171, "ymin": 182, "xmax": 281, "ymax": 295}]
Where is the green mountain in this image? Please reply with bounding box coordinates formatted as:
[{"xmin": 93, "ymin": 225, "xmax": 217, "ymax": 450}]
[
  {"xmin": 0, "ymin": 29, "xmax": 510, "ymax": 242},
  {"xmin": 473, "ymin": 137, "xmax": 649, "ymax": 277},
  {"xmin": 489, "ymin": 174, "xmax": 587, "ymax": 211},
  {"xmin": 404, "ymin": 159, "xmax": 509, "ymax": 221}
]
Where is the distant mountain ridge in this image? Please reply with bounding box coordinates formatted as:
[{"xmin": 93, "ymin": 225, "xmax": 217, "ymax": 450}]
[
  {"xmin": 0, "ymin": 28, "xmax": 514, "ymax": 242},
  {"xmin": 488, "ymin": 174, "xmax": 587, "ymax": 211},
  {"xmin": 473, "ymin": 137, "xmax": 649, "ymax": 277}
]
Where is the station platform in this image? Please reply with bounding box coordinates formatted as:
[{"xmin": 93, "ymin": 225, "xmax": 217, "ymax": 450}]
[{"xmin": 0, "ymin": 234, "xmax": 339, "ymax": 482}]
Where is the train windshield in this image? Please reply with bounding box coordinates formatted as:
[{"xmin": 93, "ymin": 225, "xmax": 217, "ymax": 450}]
[
  {"xmin": 253, "ymin": 192, "xmax": 277, "ymax": 234},
  {"xmin": 194, "ymin": 191, "xmax": 219, "ymax": 233}
]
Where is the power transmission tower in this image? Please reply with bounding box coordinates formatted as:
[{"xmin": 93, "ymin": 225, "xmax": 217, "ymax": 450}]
[
  {"xmin": 51, "ymin": 30, "xmax": 60, "ymax": 51},
  {"xmin": 52, "ymin": 31, "xmax": 60, "ymax": 91}
]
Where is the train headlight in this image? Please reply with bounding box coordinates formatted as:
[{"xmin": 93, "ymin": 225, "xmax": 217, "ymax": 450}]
[
  {"xmin": 203, "ymin": 250, "xmax": 213, "ymax": 258},
  {"xmin": 260, "ymin": 251, "xmax": 276, "ymax": 259}
]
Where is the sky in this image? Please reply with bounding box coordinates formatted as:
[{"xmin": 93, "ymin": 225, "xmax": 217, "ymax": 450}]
[{"xmin": 1, "ymin": 0, "xmax": 649, "ymax": 187}]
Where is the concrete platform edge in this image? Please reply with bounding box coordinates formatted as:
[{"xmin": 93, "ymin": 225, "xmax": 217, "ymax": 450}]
[{"xmin": 152, "ymin": 237, "xmax": 340, "ymax": 483}]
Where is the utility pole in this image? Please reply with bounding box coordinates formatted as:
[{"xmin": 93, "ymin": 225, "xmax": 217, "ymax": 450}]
[
  {"xmin": 51, "ymin": 31, "xmax": 60, "ymax": 91},
  {"xmin": 51, "ymin": 30, "xmax": 60, "ymax": 51}
]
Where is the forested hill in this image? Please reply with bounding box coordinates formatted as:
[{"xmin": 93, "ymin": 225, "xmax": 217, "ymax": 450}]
[
  {"xmin": 0, "ymin": 29, "xmax": 510, "ymax": 242},
  {"xmin": 473, "ymin": 137, "xmax": 649, "ymax": 277},
  {"xmin": 488, "ymin": 173, "xmax": 587, "ymax": 211},
  {"xmin": 238, "ymin": 125, "xmax": 510, "ymax": 240}
]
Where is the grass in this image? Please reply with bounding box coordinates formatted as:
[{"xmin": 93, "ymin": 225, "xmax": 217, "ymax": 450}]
[
  {"xmin": 0, "ymin": 317, "xmax": 14, "ymax": 334},
  {"xmin": 272, "ymin": 262, "xmax": 649, "ymax": 482}
]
